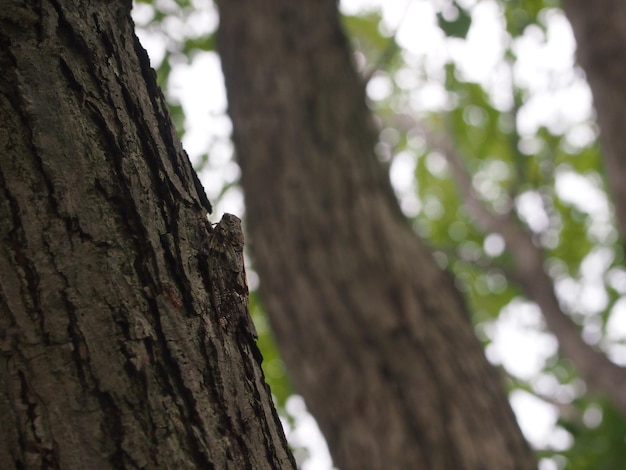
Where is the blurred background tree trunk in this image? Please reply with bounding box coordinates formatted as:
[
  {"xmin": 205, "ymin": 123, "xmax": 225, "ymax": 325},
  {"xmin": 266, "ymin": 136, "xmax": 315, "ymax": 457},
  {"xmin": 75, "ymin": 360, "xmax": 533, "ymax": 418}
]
[
  {"xmin": 0, "ymin": 2, "xmax": 294, "ymax": 468},
  {"xmin": 563, "ymin": 0, "xmax": 626, "ymax": 239},
  {"xmin": 216, "ymin": 1, "xmax": 535, "ymax": 468}
]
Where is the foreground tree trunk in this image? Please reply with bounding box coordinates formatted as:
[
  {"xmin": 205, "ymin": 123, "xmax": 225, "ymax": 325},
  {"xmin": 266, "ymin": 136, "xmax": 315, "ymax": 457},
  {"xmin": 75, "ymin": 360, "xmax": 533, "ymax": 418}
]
[
  {"xmin": 0, "ymin": 1, "xmax": 294, "ymax": 468},
  {"xmin": 217, "ymin": 1, "xmax": 535, "ymax": 468}
]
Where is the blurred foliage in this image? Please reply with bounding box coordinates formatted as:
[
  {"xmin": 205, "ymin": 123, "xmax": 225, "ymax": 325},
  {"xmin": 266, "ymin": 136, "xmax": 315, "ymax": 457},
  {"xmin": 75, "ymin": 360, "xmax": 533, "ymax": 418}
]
[
  {"xmin": 133, "ymin": 0, "xmax": 626, "ymax": 467},
  {"xmin": 249, "ymin": 290, "xmax": 294, "ymax": 409},
  {"xmin": 554, "ymin": 398, "xmax": 626, "ymax": 469},
  {"xmin": 502, "ymin": 0, "xmax": 560, "ymax": 36},
  {"xmin": 343, "ymin": 10, "xmax": 390, "ymax": 57},
  {"xmin": 342, "ymin": 9, "xmax": 402, "ymax": 79},
  {"xmin": 437, "ymin": 1, "xmax": 472, "ymax": 39}
]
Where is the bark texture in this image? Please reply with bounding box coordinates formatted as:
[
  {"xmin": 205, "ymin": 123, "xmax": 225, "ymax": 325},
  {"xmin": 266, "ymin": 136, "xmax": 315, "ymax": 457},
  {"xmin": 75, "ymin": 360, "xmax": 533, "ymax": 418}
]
[
  {"xmin": 217, "ymin": 1, "xmax": 535, "ymax": 468},
  {"xmin": 0, "ymin": 1, "xmax": 295, "ymax": 468}
]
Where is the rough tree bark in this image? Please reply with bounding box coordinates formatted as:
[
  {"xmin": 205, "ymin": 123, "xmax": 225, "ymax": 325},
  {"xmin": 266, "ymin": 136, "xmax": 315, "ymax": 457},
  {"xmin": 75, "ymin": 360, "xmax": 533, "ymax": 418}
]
[
  {"xmin": 217, "ymin": 1, "xmax": 535, "ymax": 468},
  {"xmin": 0, "ymin": 1, "xmax": 294, "ymax": 468}
]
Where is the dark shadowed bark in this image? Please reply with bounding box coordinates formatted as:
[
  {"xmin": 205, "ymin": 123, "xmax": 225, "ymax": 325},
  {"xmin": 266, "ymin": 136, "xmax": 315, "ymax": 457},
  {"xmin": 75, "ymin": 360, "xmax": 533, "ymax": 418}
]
[
  {"xmin": 0, "ymin": 1, "xmax": 294, "ymax": 468},
  {"xmin": 216, "ymin": 1, "xmax": 536, "ymax": 468}
]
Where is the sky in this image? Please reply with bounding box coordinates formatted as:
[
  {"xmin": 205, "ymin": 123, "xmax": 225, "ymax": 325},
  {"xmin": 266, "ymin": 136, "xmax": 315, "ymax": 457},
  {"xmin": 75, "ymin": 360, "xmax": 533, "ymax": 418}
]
[{"xmin": 133, "ymin": 1, "xmax": 619, "ymax": 468}]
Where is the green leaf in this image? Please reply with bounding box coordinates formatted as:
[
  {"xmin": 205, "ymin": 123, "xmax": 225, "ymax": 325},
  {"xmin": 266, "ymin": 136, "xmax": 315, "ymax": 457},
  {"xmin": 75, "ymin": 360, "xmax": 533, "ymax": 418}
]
[
  {"xmin": 555, "ymin": 399, "xmax": 626, "ymax": 469},
  {"xmin": 437, "ymin": 3, "xmax": 472, "ymax": 39},
  {"xmin": 183, "ymin": 34, "xmax": 216, "ymax": 55},
  {"xmin": 250, "ymin": 291, "xmax": 294, "ymax": 408}
]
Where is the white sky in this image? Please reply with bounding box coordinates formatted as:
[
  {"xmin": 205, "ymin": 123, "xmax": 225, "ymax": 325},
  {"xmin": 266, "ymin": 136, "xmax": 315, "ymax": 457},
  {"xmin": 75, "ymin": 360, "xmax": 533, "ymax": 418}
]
[{"xmin": 133, "ymin": 1, "xmax": 623, "ymax": 467}]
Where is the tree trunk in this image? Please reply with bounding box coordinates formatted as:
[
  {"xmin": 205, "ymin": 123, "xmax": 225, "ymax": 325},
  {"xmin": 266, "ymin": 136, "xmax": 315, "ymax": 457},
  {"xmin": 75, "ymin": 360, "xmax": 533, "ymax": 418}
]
[
  {"xmin": 562, "ymin": 0, "xmax": 626, "ymax": 241},
  {"xmin": 558, "ymin": 0, "xmax": 626, "ymax": 416},
  {"xmin": 0, "ymin": 1, "xmax": 294, "ymax": 468},
  {"xmin": 216, "ymin": 1, "xmax": 535, "ymax": 468}
]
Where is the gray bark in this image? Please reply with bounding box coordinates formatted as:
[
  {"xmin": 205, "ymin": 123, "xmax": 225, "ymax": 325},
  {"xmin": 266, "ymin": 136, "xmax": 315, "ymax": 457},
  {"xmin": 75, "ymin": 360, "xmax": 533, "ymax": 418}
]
[{"xmin": 0, "ymin": 1, "xmax": 295, "ymax": 468}]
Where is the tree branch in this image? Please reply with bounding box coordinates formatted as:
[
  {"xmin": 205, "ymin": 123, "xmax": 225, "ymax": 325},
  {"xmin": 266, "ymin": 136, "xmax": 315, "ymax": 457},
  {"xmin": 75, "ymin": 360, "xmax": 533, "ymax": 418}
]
[{"xmin": 420, "ymin": 123, "xmax": 626, "ymax": 416}]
